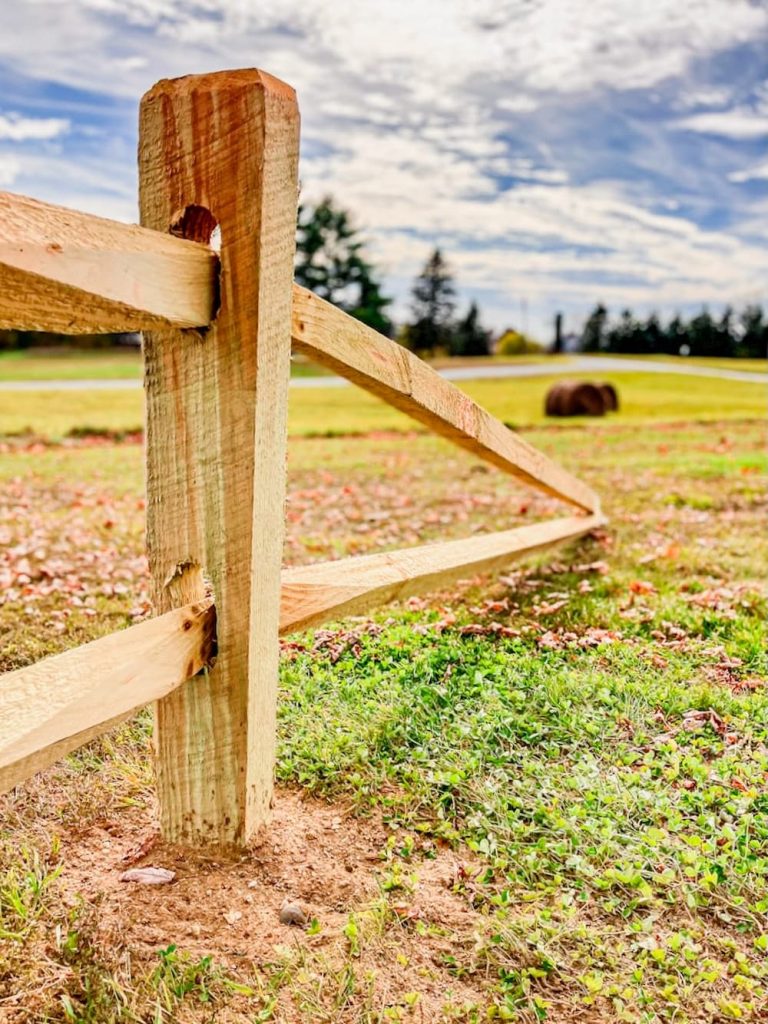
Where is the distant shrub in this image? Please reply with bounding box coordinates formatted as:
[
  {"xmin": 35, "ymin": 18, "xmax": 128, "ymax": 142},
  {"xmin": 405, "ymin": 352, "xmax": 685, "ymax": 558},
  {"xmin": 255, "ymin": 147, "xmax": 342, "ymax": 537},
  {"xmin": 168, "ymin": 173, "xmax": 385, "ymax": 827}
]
[{"xmin": 495, "ymin": 329, "xmax": 544, "ymax": 356}]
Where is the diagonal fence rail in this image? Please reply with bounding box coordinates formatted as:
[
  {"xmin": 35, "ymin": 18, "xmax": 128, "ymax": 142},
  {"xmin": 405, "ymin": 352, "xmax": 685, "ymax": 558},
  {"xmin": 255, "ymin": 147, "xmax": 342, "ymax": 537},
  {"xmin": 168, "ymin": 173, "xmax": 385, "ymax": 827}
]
[{"xmin": 0, "ymin": 69, "xmax": 606, "ymax": 847}]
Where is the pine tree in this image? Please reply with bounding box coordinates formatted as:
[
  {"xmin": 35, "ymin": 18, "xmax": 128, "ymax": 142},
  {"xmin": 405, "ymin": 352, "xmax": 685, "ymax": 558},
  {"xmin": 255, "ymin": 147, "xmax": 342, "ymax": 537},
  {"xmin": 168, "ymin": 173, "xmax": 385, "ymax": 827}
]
[
  {"xmin": 451, "ymin": 301, "xmax": 490, "ymax": 356},
  {"xmin": 665, "ymin": 314, "xmax": 687, "ymax": 354},
  {"xmin": 715, "ymin": 306, "xmax": 737, "ymax": 358},
  {"xmin": 406, "ymin": 249, "xmax": 457, "ymax": 355},
  {"xmin": 686, "ymin": 309, "xmax": 719, "ymax": 356},
  {"xmin": 581, "ymin": 304, "xmax": 608, "ymax": 351},
  {"xmin": 605, "ymin": 309, "xmax": 642, "ymax": 353},
  {"xmin": 738, "ymin": 305, "xmax": 768, "ymax": 359},
  {"xmin": 643, "ymin": 313, "xmax": 664, "ymax": 354},
  {"xmin": 295, "ymin": 196, "xmax": 393, "ymax": 335}
]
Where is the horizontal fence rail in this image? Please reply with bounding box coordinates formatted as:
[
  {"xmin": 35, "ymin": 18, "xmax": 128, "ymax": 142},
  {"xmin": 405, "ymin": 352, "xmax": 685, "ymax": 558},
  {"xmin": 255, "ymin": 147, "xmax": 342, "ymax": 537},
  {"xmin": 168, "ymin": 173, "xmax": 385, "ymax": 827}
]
[
  {"xmin": 0, "ymin": 191, "xmax": 218, "ymax": 333},
  {"xmin": 280, "ymin": 514, "xmax": 606, "ymax": 634},
  {"xmin": 291, "ymin": 286, "xmax": 601, "ymax": 514},
  {"xmin": 0, "ymin": 511, "xmax": 604, "ymax": 794},
  {"xmin": 0, "ymin": 602, "xmax": 215, "ymax": 795}
]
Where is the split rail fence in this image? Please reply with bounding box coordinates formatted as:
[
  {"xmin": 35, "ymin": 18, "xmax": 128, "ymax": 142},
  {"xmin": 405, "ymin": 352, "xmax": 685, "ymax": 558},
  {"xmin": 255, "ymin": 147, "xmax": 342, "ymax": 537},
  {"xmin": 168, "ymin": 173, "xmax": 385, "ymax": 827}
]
[{"xmin": 0, "ymin": 70, "xmax": 605, "ymax": 847}]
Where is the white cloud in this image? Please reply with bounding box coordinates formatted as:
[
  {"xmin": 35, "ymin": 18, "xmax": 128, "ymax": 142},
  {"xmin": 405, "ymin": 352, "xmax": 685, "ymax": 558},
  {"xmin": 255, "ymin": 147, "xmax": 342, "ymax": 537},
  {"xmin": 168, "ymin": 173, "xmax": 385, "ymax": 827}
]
[
  {"xmin": 2, "ymin": 0, "xmax": 766, "ymax": 101},
  {"xmin": 675, "ymin": 110, "xmax": 768, "ymax": 140},
  {"xmin": 729, "ymin": 162, "xmax": 768, "ymax": 184},
  {"xmin": 0, "ymin": 155, "xmax": 21, "ymax": 186},
  {"xmin": 0, "ymin": 113, "xmax": 69, "ymax": 141}
]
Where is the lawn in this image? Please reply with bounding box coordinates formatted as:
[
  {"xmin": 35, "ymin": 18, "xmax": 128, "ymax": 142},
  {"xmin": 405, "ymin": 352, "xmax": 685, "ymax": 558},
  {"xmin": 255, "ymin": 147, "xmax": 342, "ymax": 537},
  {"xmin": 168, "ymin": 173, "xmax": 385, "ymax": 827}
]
[
  {"xmin": 0, "ymin": 348, "xmax": 143, "ymax": 381},
  {"xmin": 0, "ymin": 347, "xmax": 763, "ymax": 384},
  {"xmin": 582, "ymin": 354, "xmax": 767, "ymax": 374},
  {"xmin": 0, "ymin": 371, "xmax": 765, "ymax": 440},
  {"xmin": 0, "ymin": 398, "xmax": 766, "ymax": 1019}
]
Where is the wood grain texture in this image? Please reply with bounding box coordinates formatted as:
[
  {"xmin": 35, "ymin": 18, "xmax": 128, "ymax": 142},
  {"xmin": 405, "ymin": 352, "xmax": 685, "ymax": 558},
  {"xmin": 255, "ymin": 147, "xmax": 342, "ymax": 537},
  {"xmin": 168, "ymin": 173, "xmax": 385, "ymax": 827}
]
[
  {"xmin": 139, "ymin": 70, "xmax": 299, "ymax": 846},
  {"xmin": 280, "ymin": 514, "xmax": 606, "ymax": 634},
  {"xmin": 0, "ymin": 191, "xmax": 217, "ymax": 333},
  {"xmin": 0, "ymin": 603, "xmax": 215, "ymax": 795},
  {"xmin": 291, "ymin": 285, "xmax": 600, "ymax": 514}
]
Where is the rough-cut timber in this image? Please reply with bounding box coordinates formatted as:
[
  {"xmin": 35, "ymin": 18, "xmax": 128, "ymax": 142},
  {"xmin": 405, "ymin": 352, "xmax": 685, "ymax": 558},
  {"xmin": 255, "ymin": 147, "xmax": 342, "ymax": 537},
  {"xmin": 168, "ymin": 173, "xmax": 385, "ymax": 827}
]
[
  {"xmin": 139, "ymin": 70, "xmax": 300, "ymax": 846},
  {"xmin": 291, "ymin": 285, "xmax": 600, "ymax": 514},
  {"xmin": 279, "ymin": 514, "xmax": 605, "ymax": 634},
  {"xmin": 0, "ymin": 191, "xmax": 217, "ymax": 333},
  {"xmin": 0, "ymin": 603, "xmax": 215, "ymax": 795}
]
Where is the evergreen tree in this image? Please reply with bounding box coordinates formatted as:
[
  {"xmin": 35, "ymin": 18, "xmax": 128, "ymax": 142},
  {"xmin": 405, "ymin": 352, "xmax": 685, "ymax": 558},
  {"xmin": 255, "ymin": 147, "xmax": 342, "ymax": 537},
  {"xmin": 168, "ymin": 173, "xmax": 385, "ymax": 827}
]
[
  {"xmin": 451, "ymin": 301, "xmax": 491, "ymax": 356},
  {"xmin": 295, "ymin": 196, "xmax": 393, "ymax": 335},
  {"xmin": 737, "ymin": 305, "xmax": 768, "ymax": 359},
  {"xmin": 686, "ymin": 309, "xmax": 719, "ymax": 356},
  {"xmin": 406, "ymin": 249, "xmax": 457, "ymax": 355},
  {"xmin": 643, "ymin": 313, "xmax": 664, "ymax": 354},
  {"xmin": 581, "ymin": 303, "xmax": 608, "ymax": 351},
  {"xmin": 605, "ymin": 309, "xmax": 642, "ymax": 353},
  {"xmin": 665, "ymin": 314, "xmax": 687, "ymax": 355},
  {"xmin": 715, "ymin": 306, "xmax": 737, "ymax": 358},
  {"xmin": 553, "ymin": 312, "xmax": 564, "ymax": 353},
  {"xmin": 349, "ymin": 277, "xmax": 394, "ymax": 338}
]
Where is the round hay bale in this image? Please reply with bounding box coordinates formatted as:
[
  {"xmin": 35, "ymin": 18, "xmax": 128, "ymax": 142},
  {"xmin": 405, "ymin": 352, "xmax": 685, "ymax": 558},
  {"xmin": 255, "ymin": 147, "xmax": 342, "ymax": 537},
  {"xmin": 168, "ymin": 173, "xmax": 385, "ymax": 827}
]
[
  {"xmin": 545, "ymin": 380, "xmax": 606, "ymax": 417},
  {"xmin": 544, "ymin": 380, "xmax": 569, "ymax": 415},
  {"xmin": 597, "ymin": 382, "xmax": 619, "ymax": 411}
]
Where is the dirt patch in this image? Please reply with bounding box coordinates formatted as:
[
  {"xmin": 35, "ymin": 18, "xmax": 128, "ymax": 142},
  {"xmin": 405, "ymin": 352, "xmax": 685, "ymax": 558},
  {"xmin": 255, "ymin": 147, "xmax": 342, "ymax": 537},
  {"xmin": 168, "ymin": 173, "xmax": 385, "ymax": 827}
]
[
  {"xmin": 8, "ymin": 789, "xmax": 489, "ymax": 1021},
  {"xmin": 59, "ymin": 792, "xmax": 388, "ymax": 962}
]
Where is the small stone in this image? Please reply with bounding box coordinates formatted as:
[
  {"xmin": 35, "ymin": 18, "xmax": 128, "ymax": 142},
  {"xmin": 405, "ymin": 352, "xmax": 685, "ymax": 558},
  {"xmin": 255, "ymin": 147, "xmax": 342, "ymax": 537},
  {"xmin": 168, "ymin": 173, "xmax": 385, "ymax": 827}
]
[
  {"xmin": 119, "ymin": 867, "xmax": 175, "ymax": 885},
  {"xmin": 279, "ymin": 899, "xmax": 307, "ymax": 927},
  {"xmin": 224, "ymin": 910, "xmax": 243, "ymax": 925}
]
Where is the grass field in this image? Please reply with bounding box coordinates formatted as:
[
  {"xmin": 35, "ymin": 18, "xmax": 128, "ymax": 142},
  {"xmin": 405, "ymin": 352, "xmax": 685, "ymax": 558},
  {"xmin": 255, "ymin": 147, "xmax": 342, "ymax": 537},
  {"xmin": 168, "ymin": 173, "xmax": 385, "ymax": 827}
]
[
  {"xmin": 1, "ymin": 378, "xmax": 767, "ymax": 1020},
  {"xmin": 0, "ymin": 371, "xmax": 765, "ymax": 440},
  {"xmin": 580, "ymin": 354, "xmax": 767, "ymax": 374},
  {"xmin": 0, "ymin": 348, "xmax": 142, "ymax": 381},
  {"xmin": 0, "ymin": 347, "xmax": 764, "ymax": 384}
]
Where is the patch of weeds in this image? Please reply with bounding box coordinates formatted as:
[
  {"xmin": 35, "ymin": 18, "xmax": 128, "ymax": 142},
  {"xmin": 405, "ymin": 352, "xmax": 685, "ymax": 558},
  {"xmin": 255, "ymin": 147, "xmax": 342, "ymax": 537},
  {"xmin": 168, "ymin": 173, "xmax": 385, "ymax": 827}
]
[{"xmin": 0, "ymin": 839, "xmax": 61, "ymax": 940}]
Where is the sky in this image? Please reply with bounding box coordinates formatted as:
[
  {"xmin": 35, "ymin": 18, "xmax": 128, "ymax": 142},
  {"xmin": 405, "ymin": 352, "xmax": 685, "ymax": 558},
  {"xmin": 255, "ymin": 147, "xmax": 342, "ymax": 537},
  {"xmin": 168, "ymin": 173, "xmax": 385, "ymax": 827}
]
[{"xmin": 1, "ymin": 0, "xmax": 767, "ymax": 341}]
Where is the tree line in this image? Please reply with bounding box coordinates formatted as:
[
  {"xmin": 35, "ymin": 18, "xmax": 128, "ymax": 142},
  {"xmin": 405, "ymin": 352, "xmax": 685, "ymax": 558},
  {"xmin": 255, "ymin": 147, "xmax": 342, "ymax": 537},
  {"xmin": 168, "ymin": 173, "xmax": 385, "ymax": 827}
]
[
  {"xmin": 579, "ymin": 304, "xmax": 766, "ymax": 360},
  {"xmin": 295, "ymin": 197, "xmax": 491, "ymax": 356}
]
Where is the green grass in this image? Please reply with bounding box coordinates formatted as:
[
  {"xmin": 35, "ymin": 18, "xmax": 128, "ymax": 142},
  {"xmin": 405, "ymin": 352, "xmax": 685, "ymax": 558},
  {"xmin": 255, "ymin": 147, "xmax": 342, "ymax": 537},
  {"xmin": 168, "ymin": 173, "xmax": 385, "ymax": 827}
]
[
  {"xmin": 0, "ymin": 348, "xmax": 142, "ymax": 381},
  {"xmin": 2, "ymin": 347, "xmax": 764, "ymax": 384},
  {"xmin": 0, "ymin": 371, "xmax": 764, "ymax": 439},
  {"xmin": 0, "ymin": 415, "xmax": 766, "ymax": 1020},
  {"xmin": 581, "ymin": 353, "xmax": 767, "ymax": 374}
]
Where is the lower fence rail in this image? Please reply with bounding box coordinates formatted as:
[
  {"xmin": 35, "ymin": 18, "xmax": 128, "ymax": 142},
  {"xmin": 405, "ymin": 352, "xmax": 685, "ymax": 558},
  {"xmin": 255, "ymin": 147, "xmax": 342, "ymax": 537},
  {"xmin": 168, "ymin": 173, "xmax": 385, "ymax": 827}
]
[
  {"xmin": 0, "ymin": 514, "xmax": 604, "ymax": 795},
  {"xmin": 280, "ymin": 514, "xmax": 605, "ymax": 634},
  {"xmin": 0, "ymin": 602, "xmax": 215, "ymax": 795}
]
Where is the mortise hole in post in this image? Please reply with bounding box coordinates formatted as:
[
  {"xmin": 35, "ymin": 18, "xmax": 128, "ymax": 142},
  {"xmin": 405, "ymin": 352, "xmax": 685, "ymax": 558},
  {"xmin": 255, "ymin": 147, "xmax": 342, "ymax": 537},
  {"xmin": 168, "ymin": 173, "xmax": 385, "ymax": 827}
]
[
  {"xmin": 163, "ymin": 561, "xmax": 218, "ymax": 671},
  {"xmin": 170, "ymin": 204, "xmax": 217, "ymax": 244},
  {"xmin": 169, "ymin": 204, "xmax": 221, "ymax": 324}
]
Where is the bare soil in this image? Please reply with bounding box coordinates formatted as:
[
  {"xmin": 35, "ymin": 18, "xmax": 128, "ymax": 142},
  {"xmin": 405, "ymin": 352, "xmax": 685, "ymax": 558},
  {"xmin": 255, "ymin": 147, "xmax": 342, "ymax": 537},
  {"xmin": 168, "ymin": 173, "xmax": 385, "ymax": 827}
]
[{"xmin": 5, "ymin": 789, "xmax": 489, "ymax": 1022}]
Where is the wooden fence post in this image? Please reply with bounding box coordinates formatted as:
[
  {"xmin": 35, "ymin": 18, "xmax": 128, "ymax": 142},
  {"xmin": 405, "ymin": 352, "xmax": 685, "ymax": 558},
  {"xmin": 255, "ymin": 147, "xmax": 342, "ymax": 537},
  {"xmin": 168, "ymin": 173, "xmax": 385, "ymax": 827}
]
[{"xmin": 138, "ymin": 71, "xmax": 299, "ymax": 846}]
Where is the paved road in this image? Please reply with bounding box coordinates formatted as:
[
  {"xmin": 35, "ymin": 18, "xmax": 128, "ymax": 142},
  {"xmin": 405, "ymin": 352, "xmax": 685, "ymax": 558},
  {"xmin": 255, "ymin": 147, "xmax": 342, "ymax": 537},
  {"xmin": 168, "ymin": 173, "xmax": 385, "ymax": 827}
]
[{"xmin": 0, "ymin": 356, "xmax": 765, "ymax": 391}]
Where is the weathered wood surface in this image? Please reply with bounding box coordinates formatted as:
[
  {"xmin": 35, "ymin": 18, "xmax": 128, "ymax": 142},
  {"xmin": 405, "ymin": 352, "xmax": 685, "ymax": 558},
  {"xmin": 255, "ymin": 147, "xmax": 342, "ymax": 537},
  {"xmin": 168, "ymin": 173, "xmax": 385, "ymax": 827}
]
[
  {"xmin": 291, "ymin": 286, "xmax": 601, "ymax": 514},
  {"xmin": 139, "ymin": 70, "xmax": 300, "ymax": 846},
  {"xmin": 0, "ymin": 603, "xmax": 215, "ymax": 795},
  {"xmin": 280, "ymin": 514, "xmax": 605, "ymax": 634},
  {"xmin": 0, "ymin": 190, "xmax": 217, "ymax": 333}
]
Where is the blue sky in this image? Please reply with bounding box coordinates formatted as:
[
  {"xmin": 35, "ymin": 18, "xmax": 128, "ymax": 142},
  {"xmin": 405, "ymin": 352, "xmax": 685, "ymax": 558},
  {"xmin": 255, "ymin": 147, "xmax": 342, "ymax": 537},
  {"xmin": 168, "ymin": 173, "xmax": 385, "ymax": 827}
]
[{"xmin": 1, "ymin": 0, "xmax": 766, "ymax": 340}]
